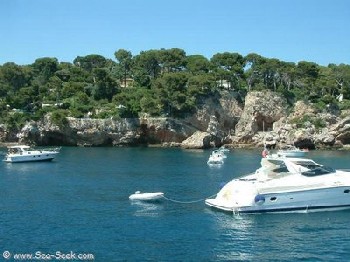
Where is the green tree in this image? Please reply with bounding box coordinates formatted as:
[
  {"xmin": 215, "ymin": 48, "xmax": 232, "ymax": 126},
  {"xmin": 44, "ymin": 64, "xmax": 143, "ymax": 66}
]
[
  {"xmin": 114, "ymin": 49, "xmax": 133, "ymax": 87},
  {"xmin": 187, "ymin": 74, "xmax": 216, "ymax": 97},
  {"xmin": 32, "ymin": 57, "xmax": 59, "ymax": 85},
  {"xmin": 211, "ymin": 52, "xmax": 244, "ymax": 90},
  {"xmin": 139, "ymin": 91, "xmax": 163, "ymax": 116},
  {"xmin": 244, "ymin": 53, "xmax": 267, "ymax": 91},
  {"xmin": 186, "ymin": 55, "xmax": 211, "ymax": 75},
  {"xmin": 154, "ymin": 72, "xmax": 192, "ymax": 117},
  {"xmin": 279, "ymin": 61, "xmax": 297, "ymax": 91},
  {"xmin": 92, "ymin": 68, "xmax": 119, "ymax": 101},
  {"xmin": 73, "ymin": 55, "xmax": 107, "ymax": 72},
  {"xmin": 0, "ymin": 62, "xmax": 31, "ymax": 92},
  {"xmin": 158, "ymin": 48, "xmax": 187, "ymax": 73},
  {"xmin": 112, "ymin": 88, "xmax": 146, "ymax": 117},
  {"xmin": 296, "ymin": 61, "xmax": 320, "ymax": 93},
  {"xmin": 132, "ymin": 50, "xmax": 161, "ymax": 87},
  {"xmin": 329, "ymin": 63, "xmax": 350, "ymax": 99}
]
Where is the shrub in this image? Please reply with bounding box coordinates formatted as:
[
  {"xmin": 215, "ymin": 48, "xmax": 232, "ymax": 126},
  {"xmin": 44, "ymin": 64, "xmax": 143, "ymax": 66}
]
[
  {"xmin": 339, "ymin": 99, "xmax": 350, "ymax": 110},
  {"xmin": 50, "ymin": 110, "xmax": 69, "ymax": 127},
  {"xmin": 290, "ymin": 115, "xmax": 326, "ymax": 130}
]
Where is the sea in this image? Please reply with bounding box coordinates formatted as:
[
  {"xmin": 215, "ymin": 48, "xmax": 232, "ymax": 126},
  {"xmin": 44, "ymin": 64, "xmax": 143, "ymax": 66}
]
[{"xmin": 1, "ymin": 147, "xmax": 350, "ymax": 261}]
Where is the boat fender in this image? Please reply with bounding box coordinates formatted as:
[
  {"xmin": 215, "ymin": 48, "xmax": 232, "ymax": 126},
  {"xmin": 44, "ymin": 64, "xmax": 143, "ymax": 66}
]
[
  {"xmin": 261, "ymin": 149, "xmax": 268, "ymax": 158},
  {"xmin": 254, "ymin": 194, "xmax": 265, "ymax": 205}
]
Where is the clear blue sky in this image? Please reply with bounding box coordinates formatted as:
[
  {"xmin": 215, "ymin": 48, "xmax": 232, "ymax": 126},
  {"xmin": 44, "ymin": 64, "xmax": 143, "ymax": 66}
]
[{"xmin": 1, "ymin": 0, "xmax": 349, "ymax": 66}]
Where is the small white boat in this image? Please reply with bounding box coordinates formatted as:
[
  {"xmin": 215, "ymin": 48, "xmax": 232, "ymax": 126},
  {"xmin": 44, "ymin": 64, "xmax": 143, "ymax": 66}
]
[
  {"xmin": 218, "ymin": 145, "xmax": 230, "ymax": 153},
  {"xmin": 3, "ymin": 145, "xmax": 60, "ymax": 163},
  {"xmin": 129, "ymin": 191, "xmax": 164, "ymax": 201},
  {"xmin": 276, "ymin": 146, "xmax": 308, "ymax": 157},
  {"xmin": 207, "ymin": 151, "xmax": 225, "ymax": 165}
]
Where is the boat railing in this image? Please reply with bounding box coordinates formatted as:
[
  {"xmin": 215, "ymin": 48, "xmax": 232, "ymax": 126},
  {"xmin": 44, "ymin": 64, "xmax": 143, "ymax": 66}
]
[{"xmin": 37, "ymin": 146, "xmax": 61, "ymax": 151}]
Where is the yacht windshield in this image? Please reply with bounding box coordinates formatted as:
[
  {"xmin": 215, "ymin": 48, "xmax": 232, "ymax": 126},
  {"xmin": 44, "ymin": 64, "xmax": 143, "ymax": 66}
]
[
  {"xmin": 291, "ymin": 160, "xmax": 318, "ymax": 169},
  {"xmin": 301, "ymin": 166, "xmax": 335, "ymax": 177},
  {"xmin": 265, "ymin": 159, "xmax": 289, "ymax": 173}
]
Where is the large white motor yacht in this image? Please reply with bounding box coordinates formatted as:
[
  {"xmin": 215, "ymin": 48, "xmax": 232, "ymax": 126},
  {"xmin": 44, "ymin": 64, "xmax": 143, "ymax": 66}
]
[
  {"xmin": 205, "ymin": 154, "xmax": 350, "ymax": 213},
  {"xmin": 4, "ymin": 145, "xmax": 60, "ymax": 163}
]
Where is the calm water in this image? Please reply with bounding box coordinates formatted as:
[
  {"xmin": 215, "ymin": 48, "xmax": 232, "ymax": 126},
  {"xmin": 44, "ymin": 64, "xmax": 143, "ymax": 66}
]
[{"xmin": 1, "ymin": 147, "xmax": 350, "ymax": 261}]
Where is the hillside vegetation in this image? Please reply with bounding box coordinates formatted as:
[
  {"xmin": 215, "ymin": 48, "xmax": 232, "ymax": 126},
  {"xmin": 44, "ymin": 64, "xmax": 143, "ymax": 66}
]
[{"xmin": 1, "ymin": 48, "xmax": 350, "ymax": 132}]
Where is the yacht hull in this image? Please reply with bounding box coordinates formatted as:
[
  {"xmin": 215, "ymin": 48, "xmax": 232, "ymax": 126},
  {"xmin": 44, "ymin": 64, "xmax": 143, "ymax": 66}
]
[
  {"xmin": 4, "ymin": 152, "xmax": 58, "ymax": 163},
  {"xmin": 206, "ymin": 186, "xmax": 350, "ymax": 214}
]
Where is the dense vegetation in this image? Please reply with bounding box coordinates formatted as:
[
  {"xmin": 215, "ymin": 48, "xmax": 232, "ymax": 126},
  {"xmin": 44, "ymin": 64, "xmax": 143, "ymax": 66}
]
[{"xmin": 1, "ymin": 48, "xmax": 350, "ymax": 131}]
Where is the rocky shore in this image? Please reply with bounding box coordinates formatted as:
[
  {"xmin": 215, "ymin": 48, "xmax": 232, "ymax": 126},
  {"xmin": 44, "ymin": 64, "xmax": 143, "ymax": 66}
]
[{"xmin": 1, "ymin": 90, "xmax": 350, "ymax": 150}]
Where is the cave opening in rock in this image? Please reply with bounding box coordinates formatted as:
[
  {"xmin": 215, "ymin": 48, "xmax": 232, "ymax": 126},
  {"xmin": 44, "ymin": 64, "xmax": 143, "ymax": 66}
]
[{"xmin": 257, "ymin": 120, "xmax": 273, "ymax": 132}]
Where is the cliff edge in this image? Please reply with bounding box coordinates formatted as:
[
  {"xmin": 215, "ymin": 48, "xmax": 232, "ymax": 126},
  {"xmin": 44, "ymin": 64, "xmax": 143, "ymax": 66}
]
[{"xmin": 2, "ymin": 90, "xmax": 350, "ymax": 149}]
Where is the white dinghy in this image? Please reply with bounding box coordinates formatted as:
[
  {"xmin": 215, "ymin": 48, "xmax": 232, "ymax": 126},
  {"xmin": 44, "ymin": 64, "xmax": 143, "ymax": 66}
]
[{"xmin": 129, "ymin": 191, "xmax": 164, "ymax": 201}]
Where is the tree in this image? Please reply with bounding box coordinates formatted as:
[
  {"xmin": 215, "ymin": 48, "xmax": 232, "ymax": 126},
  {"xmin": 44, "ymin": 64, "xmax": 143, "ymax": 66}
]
[
  {"xmin": 61, "ymin": 82, "xmax": 85, "ymax": 99},
  {"xmin": 0, "ymin": 62, "xmax": 30, "ymax": 92},
  {"xmin": 296, "ymin": 61, "xmax": 319, "ymax": 86},
  {"xmin": 91, "ymin": 68, "xmax": 119, "ymax": 101},
  {"xmin": 114, "ymin": 49, "xmax": 133, "ymax": 87},
  {"xmin": 73, "ymin": 55, "xmax": 107, "ymax": 72},
  {"xmin": 279, "ymin": 61, "xmax": 297, "ymax": 91},
  {"xmin": 132, "ymin": 50, "xmax": 161, "ymax": 87},
  {"xmin": 112, "ymin": 88, "xmax": 146, "ymax": 117},
  {"xmin": 13, "ymin": 87, "xmax": 37, "ymax": 110},
  {"xmin": 139, "ymin": 91, "xmax": 163, "ymax": 116},
  {"xmin": 154, "ymin": 72, "xmax": 192, "ymax": 117},
  {"xmin": 186, "ymin": 55, "xmax": 211, "ymax": 75},
  {"xmin": 260, "ymin": 58, "xmax": 281, "ymax": 91},
  {"xmin": 158, "ymin": 48, "xmax": 187, "ymax": 73},
  {"xmin": 243, "ymin": 53, "xmax": 267, "ymax": 91},
  {"xmin": 187, "ymin": 74, "xmax": 216, "ymax": 96},
  {"xmin": 211, "ymin": 52, "xmax": 244, "ymax": 90},
  {"xmin": 32, "ymin": 57, "xmax": 59, "ymax": 85},
  {"xmin": 328, "ymin": 63, "xmax": 350, "ymax": 99}
]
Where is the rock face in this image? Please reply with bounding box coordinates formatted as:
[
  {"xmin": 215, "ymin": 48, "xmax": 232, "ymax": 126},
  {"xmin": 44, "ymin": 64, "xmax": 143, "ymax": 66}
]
[
  {"xmin": 16, "ymin": 116, "xmax": 198, "ymax": 147},
  {"xmin": 184, "ymin": 91, "xmax": 242, "ymax": 133},
  {"xmin": 2, "ymin": 90, "xmax": 350, "ymax": 149},
  {"xmin": 233, "ymin": 91, "xmax": 288, "ymax": 144},
  {"xmin": 244, "ymin": 100, "xmax": 350, "ymax": 149},
  {"xmin": 180, "ymin": 131, "xmax": 212, "ymax": 149},
  {"xmin": 181, "ymin": 115, "xmax": 223, "ymax": 149}
]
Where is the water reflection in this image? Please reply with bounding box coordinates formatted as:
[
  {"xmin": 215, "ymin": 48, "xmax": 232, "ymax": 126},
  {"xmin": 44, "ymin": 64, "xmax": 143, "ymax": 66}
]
[
  {"xmin": 130, "ymin": 200, "xmax": 164, "ymax": 217},
  {"xmin": 209, "ymin": 212, "xmax": 255, "ymax": 261},
  {"xmin": 2, "ymin": 160, "xmax": 57, "ymax": 173},
  {"xmin": 210, "ymin": 210, "xmax": 350, "ymax": 261},
  {"xmin": 207, "ymin": 163, "xmax": 224, "ymax": 169}
]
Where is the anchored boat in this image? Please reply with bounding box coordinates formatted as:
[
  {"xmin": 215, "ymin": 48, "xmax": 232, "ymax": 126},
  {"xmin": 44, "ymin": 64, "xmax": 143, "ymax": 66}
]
[
  {"xmin": 206, "ymin": 154, "xmax": 350, "ymax": 214},
  {"xmin": 129, "ymin": 191, "xmax": 164, "ymax": 201},
  {"xmin": 3, "ymin": 145, "xmax": 60, "ymax": 163}
]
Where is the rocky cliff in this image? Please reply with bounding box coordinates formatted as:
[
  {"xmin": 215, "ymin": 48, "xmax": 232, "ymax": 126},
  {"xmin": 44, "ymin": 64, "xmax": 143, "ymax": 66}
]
[
  {"xmin": 2, "ymin": 90, "xmax": 350, "ymax": 149},
  {"xmin": 231, "ymin": 92, "xmax": 350, "ymax": 149},
  {"xmin": 16, "ymin": 116, "xmax": 198, "ymax": 147}
]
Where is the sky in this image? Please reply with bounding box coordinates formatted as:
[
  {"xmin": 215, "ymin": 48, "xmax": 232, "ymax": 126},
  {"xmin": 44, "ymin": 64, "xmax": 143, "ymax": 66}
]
[{"xmin": 1, "ymin": 0, "xmax": 349, "ymax": 66}]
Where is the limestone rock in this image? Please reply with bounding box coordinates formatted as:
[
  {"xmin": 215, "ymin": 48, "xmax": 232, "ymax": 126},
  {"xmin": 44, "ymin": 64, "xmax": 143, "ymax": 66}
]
[
  {"xmin": 184, "ymin": 90, "xmax": 242, "ymax": 134},
  {"xmin": 234, "ymin": 91, "xmax": 287, "ymax": 144},
  {"xmin": 290, "ymin": 100, "xmax": 316, "ymax": 118},
  {"xmin": 181, "ymin": 131, "xmax": 219, "ymax": 149}
]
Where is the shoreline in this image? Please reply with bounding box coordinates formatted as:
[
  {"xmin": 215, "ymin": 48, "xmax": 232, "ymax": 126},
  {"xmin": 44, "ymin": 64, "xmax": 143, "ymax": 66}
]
[{"xmin": 1, "ymin": 141, "xmax": 349, "ymax": 151}]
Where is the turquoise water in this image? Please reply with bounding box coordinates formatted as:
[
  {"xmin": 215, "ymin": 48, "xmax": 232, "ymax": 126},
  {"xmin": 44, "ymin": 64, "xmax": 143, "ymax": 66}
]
[{"xmin": 1, "ymin": 147, "xmax": 350, "ymax": 261}]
